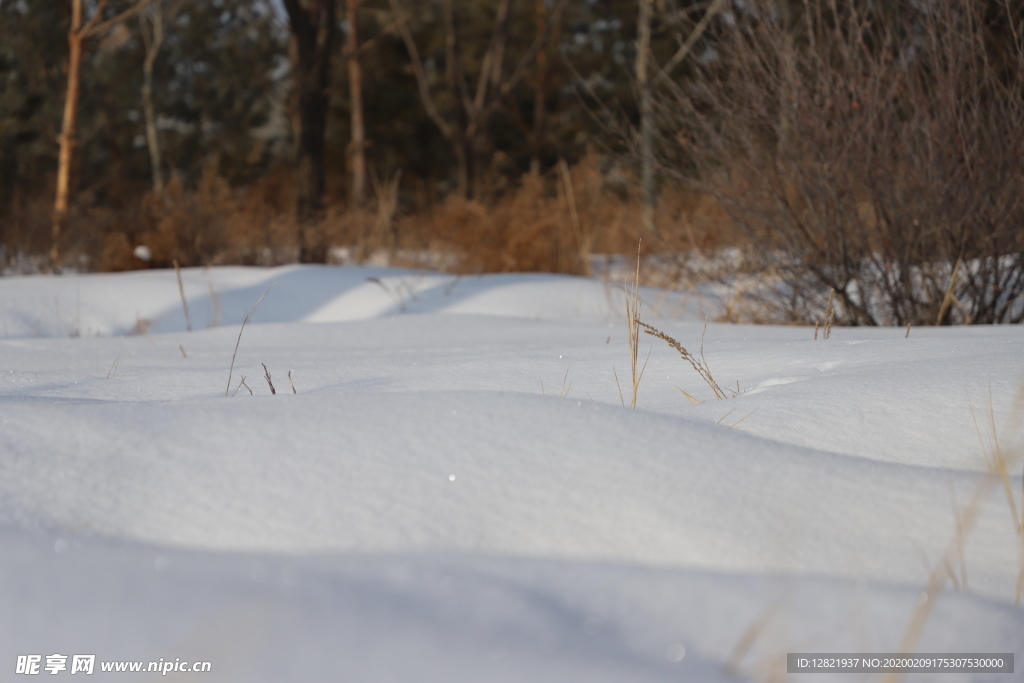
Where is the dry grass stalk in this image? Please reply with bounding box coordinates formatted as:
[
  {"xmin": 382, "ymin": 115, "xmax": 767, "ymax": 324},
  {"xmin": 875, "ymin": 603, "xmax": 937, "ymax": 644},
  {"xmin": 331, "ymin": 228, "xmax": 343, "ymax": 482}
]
[
  {"xmin": 905, "ymin": 322, "xmax": 911, "ymax": 338},
  {"xmin": 675, "ymin": 386, "xmax": 701, "ymax": 404},
  {"xmin": 262, "ymin": 363, "xmax": 276, "ymax": 395},
  {"xmin": 639, "ymin": 319, "xmax": 727, "ymax": 400},
  {"xmin": 612, "ymin": 366, "xmax": 625, "ymax": 407},
  {"xmin": 946, "ymin": 480, "xmax": 969, "ymax": 591},
  {"xmin": 106, "ymin": 353, "xmax": 120, "ymax": 379},
  {"xmin": 559, "ymin": 365, "xmax": 573, "ymax": 398},
  {"xmin": 882, "ymin": 473, "xmax": 994, "ymax": 683},
  {"xmin": 968, "ymin": 386, "xmax": 1024, "ymax": 603},
  {"xmin": 824, "ymin": 289, "xmax": 835, "ymax": 340},
  {"xmin": 813, "ymin": 321, "xmax": 819, "ymax": 340},
  {"xmin": 178, "ymin": 344, "xmax": 186, "ymax": 358},
  {"xmin": 288, "ymin": 370, "xmax": 297, "ymax": 394},
  {"xmin": 1019, "ymin": 463, "xmax": 1024, "ymax": 602},
  {"xmin": 624, "ymin": 244, "xmax": 649, "ymax": 408},
  {"xmin": 370, "ymin": 166, "xmax": 402, "ymax": 249},
  {"xmin": 558, "ymin": 158, "xmax": 591, "ymax": 276},
  {"xmin": 729, "ymin": 409, "xmax": 757, "ymax": 429},
  {"xmin": 207, "ymin": 275, "xmax": 222, "ymax": 328},
  {"xmin": 173, "ymin": 259, "xmax": 192, "ymax": 332},
  {"xmin": 225, "ymin": 285, "xmax": 273, "ymax": 397},
  {"xmin": 725, "ymin": 596, "xmax": 785, "ymax": 678},
  {"xmin": 885, "ymin": 388, "xmax": 1024, "ymax": 683}
]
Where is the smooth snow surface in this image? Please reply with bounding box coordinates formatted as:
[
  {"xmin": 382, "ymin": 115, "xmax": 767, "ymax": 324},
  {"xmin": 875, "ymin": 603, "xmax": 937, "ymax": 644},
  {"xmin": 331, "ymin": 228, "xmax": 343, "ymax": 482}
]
[{"xmin": 1, "ymin": 265, "xmax": 1022, "ymax": 682}]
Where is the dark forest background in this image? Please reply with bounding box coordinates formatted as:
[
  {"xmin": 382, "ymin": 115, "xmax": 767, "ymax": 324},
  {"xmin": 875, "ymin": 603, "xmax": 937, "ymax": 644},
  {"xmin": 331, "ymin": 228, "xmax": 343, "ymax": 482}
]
[{"xmin": 1, "ymin": 0, "xmax": 1022, "ymax": 324}]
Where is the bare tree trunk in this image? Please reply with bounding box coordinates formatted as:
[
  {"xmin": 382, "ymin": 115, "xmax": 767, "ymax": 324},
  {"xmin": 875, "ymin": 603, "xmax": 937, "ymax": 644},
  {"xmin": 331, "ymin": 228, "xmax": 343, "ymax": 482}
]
[
  {"xmin": 346, "ymin": 0, "xmax": 367, "ymax": 206},
  {"xmin": 52, "ymin": 0, "xmax": 156, "ymax": 269},
  {"xmin": 636, "ymin": 0, "xmax": 658, "ymax": 241},
  {"xmin": 283, "ymin": 0, "xmax": 336, "ymax": 263},
  {"xmin": 140, "ymin": 3, "xmax": 165, "ymax": 194},
  {"xmin": 441, "ymin": 0, "xmax": 473, "ymax": 198},
  {"xmin": 53, "ymin": 0, "xmax": 84, "ymax": 268},
  {"xmin": 529, "ymin": 0, "xmax": 548, "ymax": 177}
]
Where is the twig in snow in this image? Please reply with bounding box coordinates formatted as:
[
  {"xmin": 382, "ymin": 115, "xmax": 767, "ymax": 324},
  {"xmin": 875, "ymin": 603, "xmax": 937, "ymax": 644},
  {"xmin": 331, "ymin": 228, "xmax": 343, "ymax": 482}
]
[
  {"xmin": 560, "ymin": 365, "xmax": 573, "ymax": 398},
  {"xmin": 232, "ymin": 375, "xmax": 252, "ymax": 397},
  {"xmin": 106, "ymin": 354, "xmax": 120, "ymax": 379},
  {"xmin": 729, "ymin": 409, "xmax": 758, "ymax": 429},
  {"xmin": 366, "ymin": 276, "xmax": 406, "ymax": 312},
  {"xmin": 624, "ymin": 241, "xmax": 649, "ymax": 408},
  {"xmin": 225, "ymin": 285, "xmax": 274, "ymax": 397},
  {"xmin": 262, "ymin": 363, "xmax": 276, "ymax": 395},
  {"xmin": 288, "ymin": 370, "xmax": 297, "ymax": 394}
]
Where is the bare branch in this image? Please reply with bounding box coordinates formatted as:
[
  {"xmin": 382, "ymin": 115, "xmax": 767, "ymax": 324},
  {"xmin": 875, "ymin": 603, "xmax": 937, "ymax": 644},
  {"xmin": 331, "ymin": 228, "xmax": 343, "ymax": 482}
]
[
  {"xmin": 651, "ymin": 0, "xmax": 727, "ymax": 87},
  {"xmin": 388, "ymin": 0, "xmax": 454, "ymax": 140},
  {"xmin": 85, "ymin": 0, "xmax": 158, "ymax": 38},
  {"xmin": 441, "ymin": 0, "xmax": 474, "ymax": 117},
  {"xmin": 357, "ymin": 18, "xmax": 399, "ymax": 56},
  {"xmin": 79, "ymin": 0, "xmax": 110, "ymax": 36},
  {"xmin": 475, "ymin": 0, "xmax": 569, "ymax": 132},
  {"xmin": 472, "ymin": 0, "xmax": 514, "ymax": 115}
]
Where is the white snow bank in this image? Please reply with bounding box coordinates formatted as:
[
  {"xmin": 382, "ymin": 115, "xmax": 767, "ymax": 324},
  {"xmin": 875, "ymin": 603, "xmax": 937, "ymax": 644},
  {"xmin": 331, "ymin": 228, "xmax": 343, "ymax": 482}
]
[
  {"xmin": 0, "ymin": 389, "xmax": 1017, "ymax": 597},
  {"xmin": 0, "ymin": 264, "xmax": 711, "ymax": 338},
  {"xmin": 0, "ymin": 265, "xmax": 1021, "ymax": 682},
  {"xmin": 3, "ymin": 529, "xmax": 1021, "ymax": 683}
]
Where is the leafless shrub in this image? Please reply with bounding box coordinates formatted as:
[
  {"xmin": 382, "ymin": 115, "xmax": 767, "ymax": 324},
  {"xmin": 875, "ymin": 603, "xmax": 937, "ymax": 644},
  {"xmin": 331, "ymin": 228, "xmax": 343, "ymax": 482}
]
[{"xmin": 660, "ymin": 0, "xmax": 1024, "ymax": 325}]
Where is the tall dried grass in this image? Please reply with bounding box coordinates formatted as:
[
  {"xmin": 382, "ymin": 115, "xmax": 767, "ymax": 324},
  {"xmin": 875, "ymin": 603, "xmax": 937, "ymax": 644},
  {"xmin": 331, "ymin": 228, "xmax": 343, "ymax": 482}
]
[
  {"xmin": 969, "ymin": 386, "xmax": 1024, "ymax": 604},
  {"xmin": 623, "ymin": 245, "xmax": 647, "ymax": 409},
  {"xmin": 880, "ymin": 388, "xmax": 1024, "ymax": 683},
  {"xmin": 1, "ymin": 153, "xmax": 746, "ymax": 277},
  {"xmin": 639, "ymin": 319, "xmax": 727, "ymax": 401}
]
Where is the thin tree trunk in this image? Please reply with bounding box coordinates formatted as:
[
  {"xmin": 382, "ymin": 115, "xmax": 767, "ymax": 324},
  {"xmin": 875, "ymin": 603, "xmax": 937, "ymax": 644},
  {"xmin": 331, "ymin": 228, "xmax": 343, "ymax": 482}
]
[
  {"xmin": 141, "ymin": 4, "xmax": 164, "ymax": 194},
  {"xmin": 441, "ymin": 0, "xmax": 473, "ymax": 199},
  {"xmin": 530, "ymin": 0, "xmax": 548, "ymax": 177},
  {"xmin": 296, "ymin": 83, "xmax": 329, "ymax": 261},
  {"xmin": 284, "ymin": 0, "xmax": 336, "ymax": 263},
  {"xmin": 52, "ymin": 0, "xmax": 156, "ymax": 268},
  {"xmin": 346, "ymin": 0, "xmax": 366, "ymax": 206},
  {"xmin": 53, "ymin": 0, "xmax": 85, "ymax": 268},
  {"xmin": 636, "ymin": 0, "xmax": 658, "ymax": 240}
]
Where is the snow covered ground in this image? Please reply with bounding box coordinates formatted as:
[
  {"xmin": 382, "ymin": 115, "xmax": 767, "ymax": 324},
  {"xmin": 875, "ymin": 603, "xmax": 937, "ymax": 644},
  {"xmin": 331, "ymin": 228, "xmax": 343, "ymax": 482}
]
[{"xmin": 0, "ymin": 264, "xmax": 1021, "ymax": 682}]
